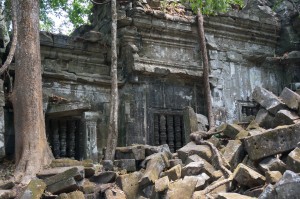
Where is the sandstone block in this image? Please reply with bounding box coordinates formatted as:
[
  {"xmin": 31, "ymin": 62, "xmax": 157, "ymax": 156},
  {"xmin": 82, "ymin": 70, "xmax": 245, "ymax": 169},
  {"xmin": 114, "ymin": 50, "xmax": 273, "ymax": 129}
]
[
  {"xmin": 56, "ymin": 191, "xmax": 85, "ymax": 199},
  {"xmin": 223, "ymin": 140, "xmax": 245, "ymax": 169},
  {"xmin": 20, "ymin": 179, "xmax": 46, "ymax": 199},
  {"xmin": 233, "ymin": 163, "xmax": 265, "ymax": 187},
  {"xmin": 169, "ymin": 159, "xmax": 183, "ymax": 167},
  {"xmin": 116, "ymin": 171, "xmax": 143, "ymax": 199},
  {"xmin": 0, "ymin": 190, "xmax": 16, "ymax": 199},
  {"xmin": 223, "ymin": 123, "xmax": 244, "ymax": 139},
  {"xmin": 166, "ymin": 177, "xmax": 197, "ymax": 199},
  {"xmin": 265, "ymin": 171, "xmax": 282, "ymax": 184},
  {"xmin": 161, "ymin": 164, "xmax": 181, "ymax": 181},
  {"xmin": 184, "ymin": 173, "xmax": 209, "ymax": 191},
  {"xmin": 154, "ymin": 176, "xmax": 169, "ymax": 192},
  {"xmin": 44, "ymin": 167, "xmax": 84, "ymax": 186},
  {"xmin": 89, "ymin": 171, "xmax": 117, "ymax": 184},
  {"xmin": 177, "ymin": 142, "xmax": 212, "ymax": 163},
  {"xmin": 258, "ymin": 156, "xmax": 286, "ymax": 173},
  {"xmin": 274, "ymin": 110, "xmax": 300, "ymax": 126},
  {"xmin": 252, "ymin": 86, "xmax": 286, "ymax": 115},
  {"xmin": 286, "ymin": 147, "xmax": 300, "ymax": 173},
  {"xmin": 244, "ymin": 123, "xmax": 300, "ymax": 160},
  {"xmin": 279, "ymin": 87, "xmax": 300, "ymax": 111},
  {"xmin": 258, "ymin": 170, "xmax": 300, "ymax": 199},
  {"xmin": 182, "ymin": 161, "xmax": 204, "ymax": 177},
  {"xmin": 105, "ymin": 187, "xmax": 126, "ymax": 199},
  {"xmin": 254, "ymin": 108, "xmax": 275, "ymax": 129},
  {"xmin": 102, "ymin": 160, "xmax": 114, "ymax": 171},
  {"xmin": 114, "ymin": 159, "xmax": 136, "ymax": 172},
  {"xmin": 38, "ymin": 166, "xmax": 84, "ymax": 180},
  {"xmin": 50, "ymin": 158, "xmax": 82, "ymax": 167},
  {"xmin": 115, "ymin": 145, "xmax": 145, "ymax": 161},
  {"xmin": 46, "ymin": 177, "xmax": 79, "ymax": 194},
  {"xmin": 216, "ymin": 192, "xmax": 255, "ymax": 199}
]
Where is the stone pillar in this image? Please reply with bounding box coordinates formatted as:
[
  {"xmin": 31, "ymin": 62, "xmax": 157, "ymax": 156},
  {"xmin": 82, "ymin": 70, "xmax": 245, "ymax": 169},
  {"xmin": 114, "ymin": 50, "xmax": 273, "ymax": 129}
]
[
  {"xmin": 82, "ymin": 112, "xmax": 99, "ymax": 162},
  {"xmin": 0, "ymin": 80, "xmax": 5, "ymax": 159}
]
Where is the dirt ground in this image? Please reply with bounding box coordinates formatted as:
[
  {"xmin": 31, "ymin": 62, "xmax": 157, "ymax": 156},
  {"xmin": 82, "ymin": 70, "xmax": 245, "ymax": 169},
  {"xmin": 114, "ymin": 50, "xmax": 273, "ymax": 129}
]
[{"xmin": 0, "ymin": 158, "xmax": 15, "ymax": 181}]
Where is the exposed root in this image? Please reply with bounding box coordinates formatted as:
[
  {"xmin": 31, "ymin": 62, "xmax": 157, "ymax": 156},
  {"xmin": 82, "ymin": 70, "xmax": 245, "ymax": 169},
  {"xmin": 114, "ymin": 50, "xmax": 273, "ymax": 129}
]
[{"xmin": 203, "ymin": 177, "xmax": 233, "ymax": 194}]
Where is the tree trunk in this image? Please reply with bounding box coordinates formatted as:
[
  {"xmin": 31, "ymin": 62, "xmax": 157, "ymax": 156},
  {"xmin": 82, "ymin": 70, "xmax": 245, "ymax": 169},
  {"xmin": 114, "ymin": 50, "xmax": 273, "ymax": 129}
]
[
  {"xmin": 13, "ymin": 0, "xmax": 53, "ymax": 182},
  {"xmin": 197, "ymin": 9, "xmax": 215, "ymax": 129},
  {"xmin": 105, "ymin": 0, "xmax": 119, "ymax": 160}
]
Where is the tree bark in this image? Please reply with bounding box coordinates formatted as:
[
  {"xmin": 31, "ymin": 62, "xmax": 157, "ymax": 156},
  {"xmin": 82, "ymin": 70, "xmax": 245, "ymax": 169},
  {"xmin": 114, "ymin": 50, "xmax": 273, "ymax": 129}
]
[
  {"xmin": 0, "ymin": 0, "xmax": 17, "ymax": 75},
  {"xmin": 13, "ymin": 0, "xmax": 53, "ymax": 182},
  {"xmin": 105, "ymin": 0, "xmax": 119, "ymax": 160},
  {"xmin": 197, "ymin": 9, "xmax": 215, "ymax": 129}
]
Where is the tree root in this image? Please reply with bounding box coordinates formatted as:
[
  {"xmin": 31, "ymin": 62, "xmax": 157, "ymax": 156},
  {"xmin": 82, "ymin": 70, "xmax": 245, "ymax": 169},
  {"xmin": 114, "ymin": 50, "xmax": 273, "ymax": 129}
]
[{"xmin": 203, "ymin": 177, "xmax": 233, "ymax": 194}]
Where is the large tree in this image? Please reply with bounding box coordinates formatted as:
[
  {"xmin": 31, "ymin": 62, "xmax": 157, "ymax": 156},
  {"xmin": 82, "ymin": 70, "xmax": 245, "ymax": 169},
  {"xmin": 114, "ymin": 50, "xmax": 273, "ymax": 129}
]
[{"xmin": 12, "ymin": 0, "xmax": 53, "ymax": 182}]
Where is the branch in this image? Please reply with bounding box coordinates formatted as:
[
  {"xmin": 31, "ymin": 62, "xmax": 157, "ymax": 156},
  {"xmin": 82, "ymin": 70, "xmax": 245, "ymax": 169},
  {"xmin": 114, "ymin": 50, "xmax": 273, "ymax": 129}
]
[
  {"xmin": 90, "ymin": 0, "xmax": 111, "ymax": 5},
  {"xmin": 0, "ymin": 0, "xmax": 17, "ymax": 75}
]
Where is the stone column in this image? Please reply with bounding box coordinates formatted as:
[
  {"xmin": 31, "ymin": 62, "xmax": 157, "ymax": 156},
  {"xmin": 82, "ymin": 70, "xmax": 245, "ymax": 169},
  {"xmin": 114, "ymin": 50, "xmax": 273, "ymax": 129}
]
[
  {"xmin": 0, "ymin": 80, "xmax": 5, "ymax": 159},
  {"xmin": 81, "ymin": 112, "xmax": 99, "ymax": 162}
]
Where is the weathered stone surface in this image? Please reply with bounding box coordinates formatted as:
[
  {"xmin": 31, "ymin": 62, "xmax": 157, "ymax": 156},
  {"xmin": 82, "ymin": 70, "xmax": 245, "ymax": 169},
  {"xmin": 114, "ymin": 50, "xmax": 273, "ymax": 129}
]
[
  {"xmin": 286, "ymin": 147, "xmax": 300, "ymax": 173},
  {"xmin": 154, "ymin": 176, "xmax": 169, "ymax": 192},
  {"xmin": 19, "ymin": 179, "xmax": 46, "ymax": 199},
  {"xmin": 56, "ymin": 191, "xmax": 85, "ymax": 199},
  {"xmin": 274, "ymin": 110, "xmax": 300, "ymax": 126},
  {"xmin": 79, "ymin": 180, "xmax": 95, "ymax": 194},
  {"xmin": 162, "ymin": 164, "xmax": 181, "ymax": 181},
  {"xmin": 254, "ymin": 109, "xmax": 275, "ymax": 129},
  {"xmin": 0, "ymin": 180, "xmax": 14, "ymax": 190},
  {"xmin": 115, "ymin": 145, "xmax": 145, "ymax": 161},
  {"xmin": 43, "ymin": 167, "xmax": 84, "ymax": 186},
  {"xmin": 216, "ymin": 192, "xmax": 255, "ymax": 199},
  {"xmin": 89, "ymin": 171, "xmax": 117, "ymax": 184},
  {"xmin": 169, "ymin": 159, "xmax": 183, "ymax": 167},
  {"xmin": 252, "ymin": 86, "xmax": 286, "ymax": 115},
  {"xmin": 144, "ymin": 144, "xmax": 171, "ymax": 156},
  {"xmin": 84, "ymin": 167, "xmax": 96, "ymax": 178},
  {"xmin": 223, "ymin": 140, "xmax": 245, "ymax": 169},
  {"xmin": 102, "ymin": 160, "xmax": 114, "ymax": 171},
  {"xmin": 116, "ymin": 171, "xmax": 143, "ymax": 199},
  {"xmin": 183, "ymin": 107, "xmax": 199, "ymax": 140},
  {"xmin": 235, "ymin": 130, "xmax": 249, "ymax": 140},
  {"xmin": 184, "ymin": 173, "xmax": 209, "ymax": 191},
  {"xmin": 38, "ymin": 166, "xmax": 84, "ymax": 179},
  {"xmin": 0, "ymin": 190, "xmax": 16, "ymax": 199},
  {"xmin": 46, "ymin": 177, "xmax": 78, "ymax": 194},
  {"xmin": 166, "ymin": 177, "xmax": 197, "ymax": 199},
  {"xmin": 182, "ymin": 161, "xmax": 204, "ymax": 177},
  {"xmin": 258, "ymin": 156, "xmax": 286, "ymax": 173},
  {"xmin": 244, "ymin": 123, "xmax": 300, "ymax": 160},
  {"xmin": 114, "ymin": 159, "xmax": 136, "ymax": 172},
  {"xmin": 105, "ymin": 187, "xmax": 126, "ymax": 199},
  {"xmin": 266, "ymin": 171, "xmax": 282, "ymax": 184},
  {"xmin": 233, "ymin": 163, "xmax": 265, "ymax": 187},
  {"xmin": 50, "ymin": 159, "xmax": 83, "ymax": 167},
  {"xmin": 177, "ymin": 142, "xmax": 212, "ymax": 163},
  {"xmin": 258, "ymin": 170, "xmax": 300, "ymax": 199},
  {"xmin": 279, "ymin": 87, "xmax": 300, "ymax": 111},
  {"xmin": 223, "ymin": 123, "xmax": 244, "ymax": 139}
]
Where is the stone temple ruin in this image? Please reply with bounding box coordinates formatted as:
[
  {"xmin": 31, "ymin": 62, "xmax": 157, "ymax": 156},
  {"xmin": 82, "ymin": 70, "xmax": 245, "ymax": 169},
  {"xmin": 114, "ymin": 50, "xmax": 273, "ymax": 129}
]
[{"xmin": 0, "ymin": 0, "xmax": 299, "ymax": 164}]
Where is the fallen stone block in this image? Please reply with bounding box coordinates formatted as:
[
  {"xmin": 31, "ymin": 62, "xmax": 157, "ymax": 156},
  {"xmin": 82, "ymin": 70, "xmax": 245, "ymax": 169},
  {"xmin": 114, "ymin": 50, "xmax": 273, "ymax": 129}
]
[
  {"xmin": 235, "ymin": 130, "xmax": 249, "ymax": 139},
  {"xmin": 115, "ymin": 145, "xmax": 145, "ymax": 161},
  {"xmin": 184, "ymin": 173, "xmax": 210, "ymax": 191},
  {"xmin": 84, "ymin": 167, "xmax": 96, "ymax": 178},
  {"xmin": 102, "ymin": 160, "xmax": 114, "ymax": 171},
  {"xmin": 265, "ymin": 171, "xmax": 282, "ymax": 184},
  {"xmin": 79, "ymin": 180, "xmax": 95, "ymax": 194},
  {"xmin": 114, "ymin": 159, "xmax": 136, "ymax": 172},
  {"xmin": 19, "ymin": 179, "xmax": 46, "ymax": 199},
  {"xmin": 0, "ymin": 180, "xmax": 14, "ymax": 190},
  {"xmin": 44, "ymin": 167, "xmax": 84, "ymax": 186},
  {"xmin": 140, "ymin": 184, "xmax": 157, "ymax": 198},
  {"xmin": 182, "ymin": 161, "xmax": 204, "ymax": 177},
  {"xmin": 252, "ymin": 86, "xmax": 286, "ymax": 115},
  {"xmin": 258, "ymin": 170, "xmax": 300, "ymax": 199},
  {"xmin": 244, "ymin": 123, "xmax": 300, "ymax": 160},
  {"xmin": 139, "ymin": 152, "xmax": 169, "ymax": 188},
  {"xmin": 177, "ymin": 142, "xmax": 212, "ymax": 163},
  {"xmin": 116, "ymin": 171, "xmax": 143, "ymax": 199},
  {"xmin": 38, "ymin": 166, "xmax": 84, "ymax": 179},
  {"xmin": 169, "ymin": 159, "xmax": 183, "ymax": 167},
  {"xmin": 154, "ymin": 176, "xmax": 169, "ymax": 192},
  {"xmin": 233, "ymin": 163, "xmax": 265, "ymax": 187},
  {"xmin": 0, "ymin": 190, "xmax": 16, "ymax": 199},
  {"xmin": 161, "ymin": 164, "xmax": 181, "ymax": 181},
  {"xmin": 279, "ymin": 87, "xmax": 300, "ymax": 111},
  {"xmin": 216, "ymin": 192, "xmax": 256, "ymax": 199},
  {"xmin": 89, "ymin": 171, "xmax": 117, "ymax": 184},
  {"xmin": 144, "ymin": 144, "xmax": 171, "ymax": 156},
  {"xmin": 286, "ymin": 147, "xmax": 300, "ymax": 173},
  {"xmin": 223, "ymin": 123, "xmax": 244, "ymax": 139},
  {"xmin": 105, "ymin": 187, "xmax": 126, "ymax": 199},
  {"xmin": 254, "ymin": 109, "xmax": 275, "ymax": 129},
  {"xmin": 223, "ymin": 140, "xmax": 245, "ymax": 169},
  {"xmin": 46, "ymin": 177, "xmax": 79, "ymax": 195},
  {"xmin": 243, "ymin": 187, "xmax": 265, "ymax": 198},
  {"xmin": 274, "ymin": 110, "xmax": 300, "ymax": 126},
  {"xmin": 258, "ymin": 156, "xmax": 286, "ymax": 173},
  {"xmin": 50, "ymin": 158, "xmax": 82, "ymax": 167},
  {"xmin": 56, "ymin": 191, "xmax": 85, "ymax": 199},
  {"xmin": 166, "ymin": 177, "xmax": 197, "ymax": 199}
]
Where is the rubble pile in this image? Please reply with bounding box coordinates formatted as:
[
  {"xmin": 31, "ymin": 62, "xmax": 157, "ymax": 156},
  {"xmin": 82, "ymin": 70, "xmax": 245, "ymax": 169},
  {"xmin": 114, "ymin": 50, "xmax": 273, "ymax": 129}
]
[{"xmin": 1, "ymin": 86, "xmax": 300, "ymax": 199}]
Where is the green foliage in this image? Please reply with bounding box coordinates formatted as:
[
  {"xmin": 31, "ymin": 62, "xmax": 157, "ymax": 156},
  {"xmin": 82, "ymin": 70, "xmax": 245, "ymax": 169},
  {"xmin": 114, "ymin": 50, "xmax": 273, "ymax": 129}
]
[{"xmin": 183, "ymin": 0, "xmax": 244, "ymax": 15}]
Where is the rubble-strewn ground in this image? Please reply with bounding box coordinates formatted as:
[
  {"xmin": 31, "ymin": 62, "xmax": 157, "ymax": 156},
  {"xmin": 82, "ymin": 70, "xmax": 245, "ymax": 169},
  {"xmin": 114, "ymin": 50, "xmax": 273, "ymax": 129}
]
[
  {"xmin": 0, "ymin": 159, "xmax": 14, "ymax": 181},
  {"xmin": 1, "ymin": 86, "xmax": 300, "ymax": 199}
]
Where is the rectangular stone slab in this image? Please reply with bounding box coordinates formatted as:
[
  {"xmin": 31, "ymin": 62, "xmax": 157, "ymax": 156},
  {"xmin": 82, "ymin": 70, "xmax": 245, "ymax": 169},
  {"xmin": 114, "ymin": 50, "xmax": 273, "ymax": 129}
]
[{"xmin": 244, "ymin": 123, "xmax": 300, "ymax": 160}]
